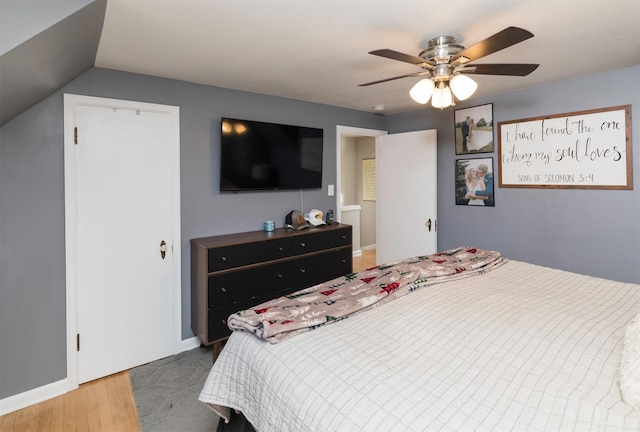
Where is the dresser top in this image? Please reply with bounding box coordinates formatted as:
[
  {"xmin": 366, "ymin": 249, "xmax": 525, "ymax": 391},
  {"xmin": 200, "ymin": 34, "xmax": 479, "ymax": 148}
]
[{"xmin": 191, "ymin": 223, "xmax": 351, "ymax": 248}]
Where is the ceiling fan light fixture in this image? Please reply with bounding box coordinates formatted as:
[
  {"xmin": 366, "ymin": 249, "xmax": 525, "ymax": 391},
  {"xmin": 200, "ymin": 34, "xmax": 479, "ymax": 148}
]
[
  {"xmin": 431, "ymin": 83, "xmax": 452, "ymax": 109},
  {"xmin": 362, "ymin": 27, "xmax": 538, "ymax": 110},
  {"xmin": 449, "ymin": 74, "xmax": 478, "ymax": 101},
  {"xmin": 409, "ymin": 79, "xmax": 435, "ymax": 104}
]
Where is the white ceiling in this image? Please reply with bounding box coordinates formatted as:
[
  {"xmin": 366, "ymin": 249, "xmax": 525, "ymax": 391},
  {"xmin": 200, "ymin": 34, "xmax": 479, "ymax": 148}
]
[
  {"xmin": 95, "ymin": 0, "xmax": 640, "ymax": 115},
  {"xmin": 2, "ymin": 0, "xmax": 638, "ymax": 126}
]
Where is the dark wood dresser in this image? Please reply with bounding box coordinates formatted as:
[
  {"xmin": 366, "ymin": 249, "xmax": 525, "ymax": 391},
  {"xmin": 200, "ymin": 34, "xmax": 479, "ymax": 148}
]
[{"xmin": 191, "ymin": 224, "xmax": 352, "ymax": 355}]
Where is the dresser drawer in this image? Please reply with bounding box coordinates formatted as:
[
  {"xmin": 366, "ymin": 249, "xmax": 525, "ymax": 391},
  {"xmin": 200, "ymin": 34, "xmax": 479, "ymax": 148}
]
[
  {"xmin": 291, "ymin": 247, "xmax": 352, "ymax": 289},
  {"xmin": 208, "ymin": 261, "xmax": 290, "ymax": 308},
  {"xmin": 207, "ymin": 287, "xmax": 292, "ymax": 342},
  {"xmin": 290, "ymin": 227, "xmax": 352, "ymax": 256},
  {"xmin": 208, "ymin": 237, "xmax": 290, "ymax": 271}
]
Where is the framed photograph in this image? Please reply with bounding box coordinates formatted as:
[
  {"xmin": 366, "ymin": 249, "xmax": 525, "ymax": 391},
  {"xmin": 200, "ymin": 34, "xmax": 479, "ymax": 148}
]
[
  {"xmin": 455, "ymin": 157, "xmax": 495, "ymax": 207},
  {"xmin": 454, "ymin": 103, "xmax": 494, "ymax": 155}
]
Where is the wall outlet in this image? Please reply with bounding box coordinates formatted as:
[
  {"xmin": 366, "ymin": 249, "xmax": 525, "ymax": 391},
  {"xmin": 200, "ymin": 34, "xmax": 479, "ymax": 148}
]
[{"xmin": 328, "ymin": 184, "xmax": 335, "ymax": 196}]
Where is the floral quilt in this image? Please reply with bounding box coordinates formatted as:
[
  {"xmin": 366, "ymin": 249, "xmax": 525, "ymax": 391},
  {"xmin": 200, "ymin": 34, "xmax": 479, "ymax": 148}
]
[{"xmin": 227, "ymin": 246, "xmax": 507, "ymax": 343}]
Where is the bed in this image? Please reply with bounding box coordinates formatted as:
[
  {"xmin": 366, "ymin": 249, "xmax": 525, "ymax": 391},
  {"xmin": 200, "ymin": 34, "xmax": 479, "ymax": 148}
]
[{"xmin": 199, "ymin": 247, "xmax": 640, "ymax": 431}]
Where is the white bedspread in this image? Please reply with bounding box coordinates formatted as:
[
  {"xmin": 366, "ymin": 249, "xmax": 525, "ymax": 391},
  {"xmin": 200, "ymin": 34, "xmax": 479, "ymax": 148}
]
[{"xmin": 199, "ymin": 260, "xmax": 640, "ymax": 431}]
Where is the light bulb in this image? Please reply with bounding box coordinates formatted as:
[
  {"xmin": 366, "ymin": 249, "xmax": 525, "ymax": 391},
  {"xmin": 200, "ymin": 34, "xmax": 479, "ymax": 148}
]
[
  {"xmin": 449, "ymin": 74, "xmax": 478, "ymax": 101},
  {"xmin": 431, "ymin": 84, "xmax": 452, "ymax": 109},
  {"xmin": 409, "ymin": 79, "xmax": 435, "ymax": 104}
]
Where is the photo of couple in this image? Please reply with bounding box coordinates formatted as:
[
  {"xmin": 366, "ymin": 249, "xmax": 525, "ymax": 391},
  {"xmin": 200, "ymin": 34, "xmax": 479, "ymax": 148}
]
[
  {"xmin": 460, "ymin": 116, "xmax": 476, "ymax": 152},
  {"xmin": 454, "ymin": 103, "xmax": 494, "ymax": 155},
  {"xmin": 455, "ymin": 158, "xmax": 495, "ymax": 207}
]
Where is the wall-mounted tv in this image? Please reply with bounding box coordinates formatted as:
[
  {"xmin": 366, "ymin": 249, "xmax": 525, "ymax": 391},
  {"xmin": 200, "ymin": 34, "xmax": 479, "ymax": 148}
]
[{"xmin": 220, "ymin": 117, "xmax": 323, "ymax": 192}]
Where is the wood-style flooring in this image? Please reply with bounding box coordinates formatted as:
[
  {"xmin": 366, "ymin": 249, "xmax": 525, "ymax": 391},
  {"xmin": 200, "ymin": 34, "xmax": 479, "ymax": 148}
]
[
  {"xmin": 354, "ymin": 248, "xmax": 376, "ymax": 271},
  {"xmin": 0, "ymin": 371, "xmax": 139, "ymax": 432},
  {"xmin": 0, "ymin": 249, "xmax": 376, "ymax": 431}
]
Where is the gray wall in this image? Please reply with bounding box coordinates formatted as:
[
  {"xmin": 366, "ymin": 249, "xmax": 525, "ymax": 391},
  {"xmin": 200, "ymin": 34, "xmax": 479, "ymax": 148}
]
[
  {"xmin": 0, "ymin": 67, "xmax": 386, "ymax": 399},
  {"xmin": 387, "ymin": 66, "xmax": 640, "ymax": 284}
]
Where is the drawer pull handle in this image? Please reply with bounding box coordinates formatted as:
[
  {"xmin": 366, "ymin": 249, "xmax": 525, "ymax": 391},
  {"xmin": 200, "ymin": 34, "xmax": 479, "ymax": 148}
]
[
  {"xmin": 341, "ymin": 235, "xmax": 346, "ymax": 239},
  {"xmin": 342, "ymin": 259, "xmax": 347, "ymax": 263},
  {"xmin": 300, "ymin": 242, "xmax": 306, "ymax": 247},
  {"xmin": 278, "ymin": 274, "xmax": 284, "ymax": 279},
  {"xmin": 221, "ymin": 287, "xmax": 227, "ymax": 293},
  {"xmin": 278, "ymin": 246, "xmax": 284, "ymax": 251},
  {"xmin": 300, "ymin": 269, "xmax": 306, "ymax": 274},
  {"xmin": 220, "ymin": 256, "xmax": 227, "ymax": 262}
]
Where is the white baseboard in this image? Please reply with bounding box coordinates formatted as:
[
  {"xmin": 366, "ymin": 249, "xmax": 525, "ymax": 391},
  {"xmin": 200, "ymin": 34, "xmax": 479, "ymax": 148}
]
[
  {"xmin": 0, "ymin": 378, "xmax": 69, "ymax": 416},
  {"xmin": 180, "ymin": 336, "xmax": 201, "ymax": 352},
  {"xmin": 0, "ymin": 337, "xmax": 202, "ymax": 416},
  {"xmin": 361, "ymin": 244, "xmax": 376, "ymax": 251},
  {"xmin": 352, "ymin": 249, "xmax": 363, "ymax": 257}
]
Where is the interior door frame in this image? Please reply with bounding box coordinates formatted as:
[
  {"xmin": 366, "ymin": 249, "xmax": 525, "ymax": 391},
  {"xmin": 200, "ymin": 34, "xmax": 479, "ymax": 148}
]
[
  {"xmin": 63, "ymin": 94, "xmax": 182, "ymax": 391},
  {"xmin": 335, "ymin": 125, "xmax": 387, "ymax": 223}
]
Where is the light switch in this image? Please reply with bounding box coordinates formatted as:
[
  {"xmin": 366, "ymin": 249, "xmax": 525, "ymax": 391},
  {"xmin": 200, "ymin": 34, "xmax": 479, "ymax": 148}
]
[{"xmin": 328, "ymin": 184, "xmax": 335, "ymax": 196}]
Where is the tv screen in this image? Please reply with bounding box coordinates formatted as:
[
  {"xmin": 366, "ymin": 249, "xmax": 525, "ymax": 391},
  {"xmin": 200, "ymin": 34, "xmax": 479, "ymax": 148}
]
[{"xmin": 220, "ymin": 117, "xmax": 323, "ymax": 191}]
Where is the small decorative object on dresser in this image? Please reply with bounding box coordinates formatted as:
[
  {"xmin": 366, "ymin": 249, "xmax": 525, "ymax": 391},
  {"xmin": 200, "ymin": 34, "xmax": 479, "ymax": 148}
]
[
  {"xmin": 326, "ymin": 209, "xmax": 334, "ymax": 224},
  {"xmin": 191, "ymin": 224, "xmax": 352, "ymax": 359}
]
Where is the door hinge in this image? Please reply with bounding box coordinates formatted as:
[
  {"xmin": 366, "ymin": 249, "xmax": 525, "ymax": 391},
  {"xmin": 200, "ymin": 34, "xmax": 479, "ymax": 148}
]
[
  {"xmin": 77, "ymin": 333, "xmax": 80, "ymax": 351},
  {"xmin": 74, "ymin": 127, "xmax": 78, "ymax": 145}
]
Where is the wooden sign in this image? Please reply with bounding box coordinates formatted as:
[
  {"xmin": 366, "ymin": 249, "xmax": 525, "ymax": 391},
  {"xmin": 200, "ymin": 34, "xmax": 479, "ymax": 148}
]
[{"xmin": 498, "ymin": 105, "xmax": 632, "ymax": 189}]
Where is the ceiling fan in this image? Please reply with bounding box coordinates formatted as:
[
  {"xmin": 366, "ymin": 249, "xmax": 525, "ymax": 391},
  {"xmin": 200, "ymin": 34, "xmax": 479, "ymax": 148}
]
[{"xmin": 360, "ymin": 26, "xmax": 539, "ymax": 109}]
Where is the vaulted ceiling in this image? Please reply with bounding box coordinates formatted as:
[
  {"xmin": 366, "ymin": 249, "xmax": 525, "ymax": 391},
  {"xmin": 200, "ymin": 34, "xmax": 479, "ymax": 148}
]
[{"xmin": 2, "ymin": 0, "xmax": 639, "ymax": 126}]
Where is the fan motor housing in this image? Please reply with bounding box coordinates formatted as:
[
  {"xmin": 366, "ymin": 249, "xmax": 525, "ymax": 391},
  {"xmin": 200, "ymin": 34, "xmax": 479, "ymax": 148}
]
[{"xmin": 419, "ymin": 35, "xmax": 464, "ymax": 64}]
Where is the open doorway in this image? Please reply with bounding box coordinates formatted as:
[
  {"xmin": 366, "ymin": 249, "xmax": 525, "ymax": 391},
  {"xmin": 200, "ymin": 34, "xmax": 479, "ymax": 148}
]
[
  {"xmin": 336, "ymin": 126, "xmax": 386, "ymax": 260},
  {"xmin": 337, "ymin": 126, "xmax": 438, "ymax": 266}
]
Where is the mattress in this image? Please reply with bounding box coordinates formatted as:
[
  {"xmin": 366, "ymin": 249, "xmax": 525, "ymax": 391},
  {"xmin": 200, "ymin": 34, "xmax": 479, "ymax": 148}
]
[{"xmin": 199, "ymin": 260, "xmax": 640, "ymax": 431}]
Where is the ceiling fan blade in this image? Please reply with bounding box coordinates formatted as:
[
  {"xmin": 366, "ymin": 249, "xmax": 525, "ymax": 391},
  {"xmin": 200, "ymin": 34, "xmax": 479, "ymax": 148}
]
[
  {"xmin": 369, "ymin": 49, "xmax": 432, "ymax": 66},
  {"xmin": 451, "ymin": 27, "xmax": 534, "ymax": 64},
  {"xmin": 359, "ymin": 71, "xmax": 430, "ymax": 86},
  {"xmin": 461, "ymin": 63, "xmax": 539, "ymax": 76}
]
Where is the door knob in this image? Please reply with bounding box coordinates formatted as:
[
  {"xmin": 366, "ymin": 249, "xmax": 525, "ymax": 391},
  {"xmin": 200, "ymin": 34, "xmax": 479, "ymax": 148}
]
[
  {"xmin": 160, "ymin": 240, "xmax": 167, "ymax": 259},
  {"xmin": 425, "ymin": 219, "xmax": 438, "ymax": 231}
]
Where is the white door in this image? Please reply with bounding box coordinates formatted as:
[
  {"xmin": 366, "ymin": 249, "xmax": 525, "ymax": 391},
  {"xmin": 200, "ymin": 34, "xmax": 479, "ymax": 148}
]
[
  {"xmin": 376, "ymin": 130, "xmax": 437, "ymax": 264},
  {"xmin": 64, "ymin": 95, "xmax": 181, "ymax": 384}
]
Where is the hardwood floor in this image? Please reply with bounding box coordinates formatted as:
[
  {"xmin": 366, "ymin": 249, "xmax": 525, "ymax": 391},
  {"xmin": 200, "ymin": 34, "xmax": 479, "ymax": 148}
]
[
  {"xmin": 0, "ymin": 249, "xmax": 376, "ymax": 431},
  {"xmin": 354, "ymin": 248, "xmax": 376, "ymax": 271},
  {"xmin": 0, "ymin": 371, "xmax": 140, "ymax": 432}
]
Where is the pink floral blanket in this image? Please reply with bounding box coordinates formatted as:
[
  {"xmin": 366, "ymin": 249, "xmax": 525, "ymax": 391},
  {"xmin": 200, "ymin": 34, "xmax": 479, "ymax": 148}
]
[{"xmin": 227, "ymin": 247, "xmax": 507, "ymax": 343}]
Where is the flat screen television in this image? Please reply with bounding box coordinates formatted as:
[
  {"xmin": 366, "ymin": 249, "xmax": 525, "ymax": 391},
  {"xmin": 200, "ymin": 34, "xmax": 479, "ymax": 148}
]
[{"xmin": 220, "ymin": 117, "xmax": 323, "ymax": 191}]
